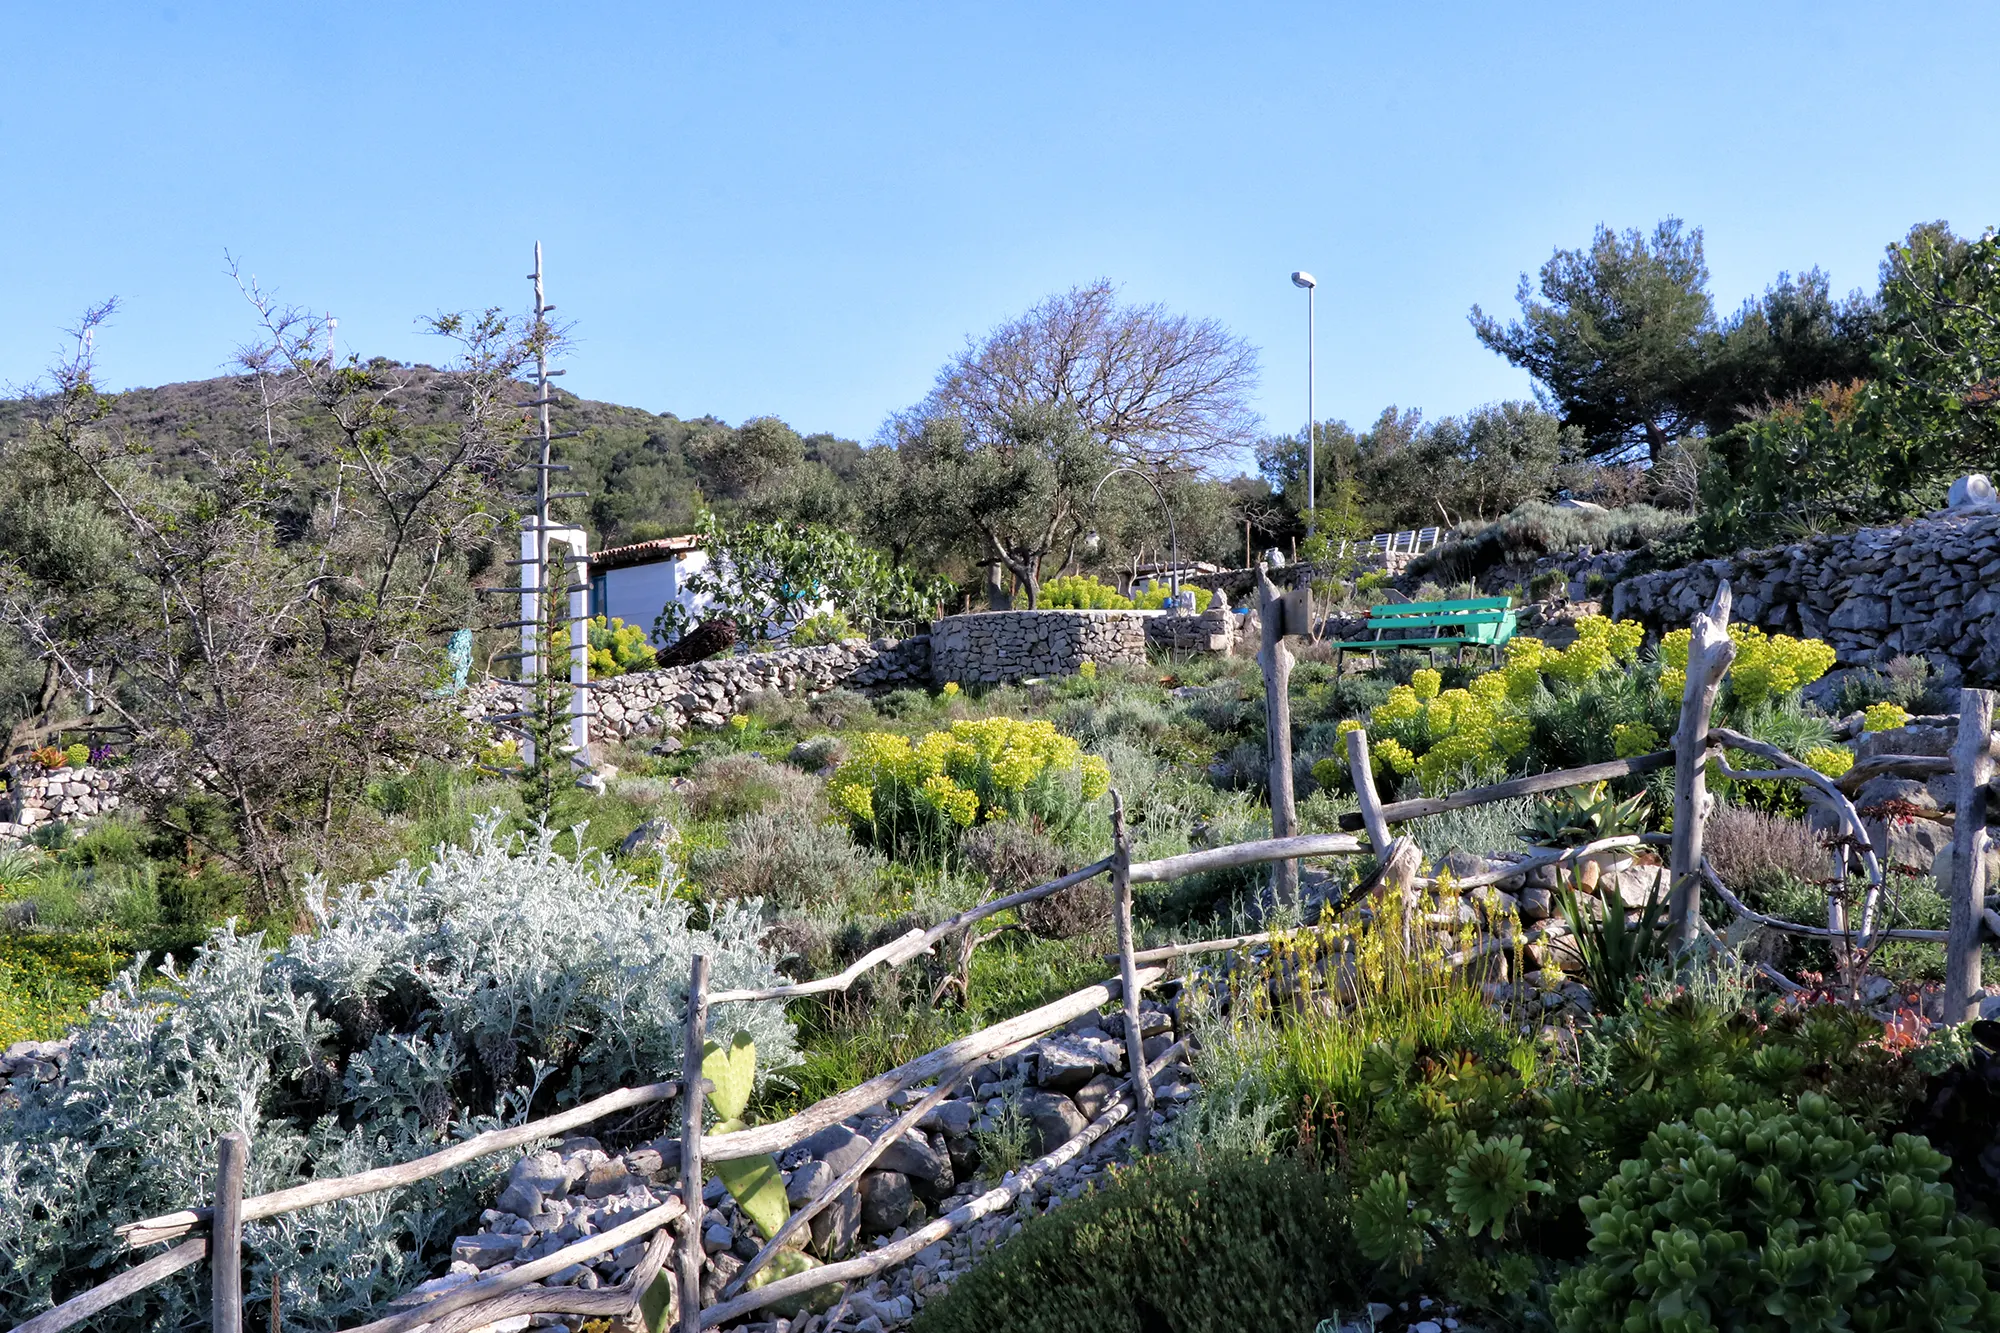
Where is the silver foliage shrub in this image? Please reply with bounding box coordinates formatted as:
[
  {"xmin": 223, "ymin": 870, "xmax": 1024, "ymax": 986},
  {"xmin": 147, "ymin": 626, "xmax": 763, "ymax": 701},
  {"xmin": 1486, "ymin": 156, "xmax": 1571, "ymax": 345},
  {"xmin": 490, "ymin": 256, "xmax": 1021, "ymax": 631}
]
[{"xmin": 0, "ymin": 816, "xmax": 793, "ymax": 1331}]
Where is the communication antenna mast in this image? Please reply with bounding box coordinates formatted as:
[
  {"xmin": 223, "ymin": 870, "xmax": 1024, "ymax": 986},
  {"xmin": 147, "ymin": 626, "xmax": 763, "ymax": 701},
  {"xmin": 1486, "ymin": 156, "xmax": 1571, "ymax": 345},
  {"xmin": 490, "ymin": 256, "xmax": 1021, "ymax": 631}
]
[
  {"xmin": 326, "ymin": 315, "xmax": 338, "ymax": 365},
  {"xmin": 478, "ymin": 243, "xmax": 596, "ymax": 780}
]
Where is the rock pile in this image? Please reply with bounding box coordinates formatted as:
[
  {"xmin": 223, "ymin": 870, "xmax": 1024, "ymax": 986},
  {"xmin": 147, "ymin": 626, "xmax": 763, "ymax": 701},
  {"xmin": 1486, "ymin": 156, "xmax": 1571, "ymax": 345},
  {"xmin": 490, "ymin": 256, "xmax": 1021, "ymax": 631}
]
[
  {"xmin": 1143, "ymin": 605, "xmax": 1239, "ymax": 656},
  {"xmin": 0, "ymin": 763, "xmax": 124, "ymax": 843},
  {"xmin": 434, "ymin": 998, "xmax": 1191, "ymax": 1331},
  {"xmin": 929, "ymin": 611, "xmax": 1151, "ymax": 687},
  {"xmin": 1832, "ymin": 721, "xmax": 2000, "ymax": 881}
]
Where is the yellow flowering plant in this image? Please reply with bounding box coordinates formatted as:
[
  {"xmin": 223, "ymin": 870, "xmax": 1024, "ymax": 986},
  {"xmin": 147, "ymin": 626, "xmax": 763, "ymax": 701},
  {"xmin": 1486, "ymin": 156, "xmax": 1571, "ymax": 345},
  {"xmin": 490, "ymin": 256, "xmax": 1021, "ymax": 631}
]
[
  {"xmin": 828, "ymin": 717, "xmax": 1110, "ymax": 858},
  {"xmin": 1658, "ymin": 625, "xmax": 1836, "ymax": 707},
  {"xmin": 1863, "ymin": 701, "xmax": 1911, "ymax": 732},
  {"xmin": 1340, "ymin": 616, "xmax": 1643, "ymax": 793}
]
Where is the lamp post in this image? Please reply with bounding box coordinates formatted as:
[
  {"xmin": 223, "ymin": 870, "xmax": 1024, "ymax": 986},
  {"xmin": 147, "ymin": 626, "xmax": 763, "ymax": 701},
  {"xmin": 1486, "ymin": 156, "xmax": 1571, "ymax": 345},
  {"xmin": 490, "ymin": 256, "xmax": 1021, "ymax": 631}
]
[
  {"xmin": 1085, "ymin": 466, "xmax": 1180, "ymax": 603},
  {"xmin": 1291, "ymin": 271, "xmax": 1316, "ymax": 535}
]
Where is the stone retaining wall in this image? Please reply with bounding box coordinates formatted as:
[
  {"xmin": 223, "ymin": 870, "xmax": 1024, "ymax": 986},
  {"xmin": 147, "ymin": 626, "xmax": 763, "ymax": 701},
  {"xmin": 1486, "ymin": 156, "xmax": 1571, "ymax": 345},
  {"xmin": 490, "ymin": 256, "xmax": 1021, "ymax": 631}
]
[
  {"xmin": 928, "ymin": 611, "xmax": 1152, "ymax": 686},
  {"xmin": 1143, "ymin": 605, "xmax": 1240, "ymax": 656},
  {"xmin": 1611, "ymin": 510, "xmax": 2000, "ymax": 682},
  {"xmin": 0, "ymin": 764, "xmax": 123, "ymax": 842},
  {"xmin": 468, "ymin": 636, "xmax": 934, "ymax": 742}
]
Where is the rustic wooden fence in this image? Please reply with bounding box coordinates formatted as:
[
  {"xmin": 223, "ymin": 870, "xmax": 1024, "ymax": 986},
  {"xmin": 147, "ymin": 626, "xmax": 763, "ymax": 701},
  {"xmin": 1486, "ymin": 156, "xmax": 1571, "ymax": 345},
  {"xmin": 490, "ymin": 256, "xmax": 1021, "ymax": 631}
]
[{"xmin": 14, "ymin": 582, "xmax": 1997, "ymax": 1333}]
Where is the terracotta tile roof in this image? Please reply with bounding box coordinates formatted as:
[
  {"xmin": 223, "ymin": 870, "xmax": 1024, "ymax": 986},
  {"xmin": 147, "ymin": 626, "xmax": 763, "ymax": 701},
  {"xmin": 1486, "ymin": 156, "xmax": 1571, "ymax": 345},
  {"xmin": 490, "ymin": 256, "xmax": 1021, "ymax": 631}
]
[{"xmin": 589, "ymin": 534, "xmax": 704, "ymax": 573}]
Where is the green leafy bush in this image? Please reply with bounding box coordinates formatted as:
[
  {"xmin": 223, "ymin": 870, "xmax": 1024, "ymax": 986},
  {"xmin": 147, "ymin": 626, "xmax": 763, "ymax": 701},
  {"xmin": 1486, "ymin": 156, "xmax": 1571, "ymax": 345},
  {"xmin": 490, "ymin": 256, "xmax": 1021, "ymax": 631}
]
[
  {"xmin": 1331, "ymin": 996, "xmax": 1925, "ymax": 1315},
  {"xmin": 1552, "ymin": 1096, "xmax": 2000, "ymax": 1332},
  {"xmin": 790, "ymin": 609, "xmax": 852, "ymax": 646},
  {"xmin": 912, "ymin": 1154, "xmax": 1358, "ymax": 1333},
  {"xmin": 0, "ymin": 819, "xmax": 794, "ymax": 1331}
]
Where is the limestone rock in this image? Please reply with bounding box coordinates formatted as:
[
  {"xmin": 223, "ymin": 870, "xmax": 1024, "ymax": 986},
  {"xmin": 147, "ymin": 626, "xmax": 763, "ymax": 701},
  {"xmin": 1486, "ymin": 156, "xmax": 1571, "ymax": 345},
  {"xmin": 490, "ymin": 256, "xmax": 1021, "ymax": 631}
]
[
  {"xmin": 857, "ymin": 1170, "xmax": 914, "ymax": 1236},
  {"xmin": 1016, "ymin": 1089, "xmax": 1088, "ymax": 1155}
]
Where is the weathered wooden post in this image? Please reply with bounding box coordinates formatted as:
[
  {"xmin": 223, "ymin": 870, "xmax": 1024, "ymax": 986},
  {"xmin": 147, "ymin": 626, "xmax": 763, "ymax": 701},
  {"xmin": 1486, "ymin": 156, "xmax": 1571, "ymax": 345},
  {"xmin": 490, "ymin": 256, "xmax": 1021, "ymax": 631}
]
[
  {"xmin": 1108, "ymin": 791, "xmax": 1154, "ymax": 1154},
  {"xmin": 1668, "ymin": 583, "xmax": 1736, "ymax": 952},
  {"xmin": 212, "ymin": 1132, "xmax": 248, "ymax": 1333},
  {"xmin": 678, "ymin": 954, "xmax": 711, "ymax": 1333},
  {"xmin": 1256, "ymin": 565, "xmax": 1299, "ymax": 903},
  {"xmin": 1345, "ymin": 729, "xmax": 1392, "ymax": 857},
  {"xmin": 1945, "ymin": 689, "xmax": 1995, "ymax": 1022}
]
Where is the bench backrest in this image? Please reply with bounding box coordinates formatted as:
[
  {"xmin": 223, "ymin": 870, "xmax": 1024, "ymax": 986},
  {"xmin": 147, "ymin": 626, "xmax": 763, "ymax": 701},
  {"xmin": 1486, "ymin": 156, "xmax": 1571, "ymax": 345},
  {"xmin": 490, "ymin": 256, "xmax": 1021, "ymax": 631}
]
[{"xmin": 1362, "ymin": 598, "xmax": 1516, "ymax": 644}]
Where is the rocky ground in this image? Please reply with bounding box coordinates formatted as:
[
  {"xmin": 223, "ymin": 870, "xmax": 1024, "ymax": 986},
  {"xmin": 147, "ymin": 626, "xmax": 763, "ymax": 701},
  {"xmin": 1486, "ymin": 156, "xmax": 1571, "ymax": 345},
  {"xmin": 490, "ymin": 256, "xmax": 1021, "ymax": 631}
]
[{"xmin": 413, "ymin": 998, "xmax": 1196, "ymax": 1333}]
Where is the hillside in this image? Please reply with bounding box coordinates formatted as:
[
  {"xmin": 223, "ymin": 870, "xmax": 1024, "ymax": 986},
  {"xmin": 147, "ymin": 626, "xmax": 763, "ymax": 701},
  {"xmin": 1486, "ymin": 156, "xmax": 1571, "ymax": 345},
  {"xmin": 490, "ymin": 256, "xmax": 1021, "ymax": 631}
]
[{"xmin": 0, "ymin": 368, "xmax": 869, "ymax": 550}]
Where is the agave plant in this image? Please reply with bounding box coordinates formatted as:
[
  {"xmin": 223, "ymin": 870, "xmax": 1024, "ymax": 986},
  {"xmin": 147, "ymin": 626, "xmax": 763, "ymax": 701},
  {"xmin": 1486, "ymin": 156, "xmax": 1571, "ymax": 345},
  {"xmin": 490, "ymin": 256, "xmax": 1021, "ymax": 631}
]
[
  {"xmin": 1554, "ymin": 870, "xmax": 1670, "ymax": 1015},
  {"xmin": 1517, "ymin": 782, "xmax": 1651, "ymax": 848}
]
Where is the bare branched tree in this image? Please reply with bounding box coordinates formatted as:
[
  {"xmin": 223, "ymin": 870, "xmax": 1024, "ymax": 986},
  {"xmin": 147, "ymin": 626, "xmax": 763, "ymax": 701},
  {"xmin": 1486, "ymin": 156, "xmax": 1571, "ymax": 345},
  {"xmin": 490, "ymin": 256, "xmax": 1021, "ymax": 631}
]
[{"xmin": 919, "ymin": 279, "xmax": 1261, "ymax": 467}]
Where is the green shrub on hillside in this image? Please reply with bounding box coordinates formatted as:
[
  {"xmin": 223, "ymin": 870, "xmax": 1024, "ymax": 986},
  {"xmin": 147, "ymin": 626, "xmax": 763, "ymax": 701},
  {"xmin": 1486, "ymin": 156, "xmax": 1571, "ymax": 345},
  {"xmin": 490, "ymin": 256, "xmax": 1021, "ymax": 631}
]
[
  {"xmin": 1410, "ymin": 501, "xmax": 1689, "ymax": 585},
  {"xmin": 913, "ymin": 1154, "xmax": 1357, "ymax": 1333}
]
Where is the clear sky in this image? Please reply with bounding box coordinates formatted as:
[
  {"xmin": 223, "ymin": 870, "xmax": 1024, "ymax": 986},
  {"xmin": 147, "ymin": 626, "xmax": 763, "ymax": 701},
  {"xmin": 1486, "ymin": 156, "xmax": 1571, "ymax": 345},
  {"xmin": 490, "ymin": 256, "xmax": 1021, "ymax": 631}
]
[{"xmin": 8, "ymin": 2, "xmax": 2000, "ymax": 470}]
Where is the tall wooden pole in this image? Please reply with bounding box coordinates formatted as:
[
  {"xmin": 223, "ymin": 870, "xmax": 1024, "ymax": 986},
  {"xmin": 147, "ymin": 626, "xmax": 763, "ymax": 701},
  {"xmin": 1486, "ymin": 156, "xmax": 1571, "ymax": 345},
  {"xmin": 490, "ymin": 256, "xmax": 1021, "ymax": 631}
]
[
  {"xmin": 1108, "ymin": 791, "xmax": 1153, "ymax": 1154},
  {"xmin": 677, "ymin": 954, "xmax": 711, "ymax": 1333},
  {"xmin": 1256, "ymin": 565, "xmax": 1299, "ymax": 904},
  {"xmin": 212, "ymin": 1133, "xmax": 248, "ymax": 1333},
  {"xmin": 1945, "ymin": 689, "xmax": 1995, "ymax": 1022}
]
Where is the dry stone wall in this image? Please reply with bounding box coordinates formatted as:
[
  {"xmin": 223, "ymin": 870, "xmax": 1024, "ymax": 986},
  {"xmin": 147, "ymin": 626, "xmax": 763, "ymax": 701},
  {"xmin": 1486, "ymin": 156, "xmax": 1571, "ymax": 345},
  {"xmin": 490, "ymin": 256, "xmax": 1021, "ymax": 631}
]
[
  {"xmin": 467, "ymin": 636, "xmax": 933, "ymax": 742},
  {"xmin": 928, "ymin": 611, "xmax": 1151, "ymax": 687},
  {"xmin": 0, "ymin": 764, "xmax": 123, "ymax": 842},
  {"xmin": 1612, "ymin": 510, "xmax": 2000, "ymax": 683}
]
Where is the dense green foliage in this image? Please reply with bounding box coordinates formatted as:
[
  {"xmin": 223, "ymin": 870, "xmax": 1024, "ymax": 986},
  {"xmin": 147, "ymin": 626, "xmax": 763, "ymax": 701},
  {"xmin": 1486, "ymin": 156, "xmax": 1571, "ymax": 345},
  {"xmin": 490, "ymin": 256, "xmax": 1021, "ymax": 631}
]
[
  {"xmin": 913, "ymin": 1154, "xmax": 1357, "ymax": 1333},
  {"xmin": 1552, "ymin": 1096, "xmax": 2000, "ymax": 1332},
  {"xmin": 656, "ymin": 514, "xmax": 953, "ymax": 645}
]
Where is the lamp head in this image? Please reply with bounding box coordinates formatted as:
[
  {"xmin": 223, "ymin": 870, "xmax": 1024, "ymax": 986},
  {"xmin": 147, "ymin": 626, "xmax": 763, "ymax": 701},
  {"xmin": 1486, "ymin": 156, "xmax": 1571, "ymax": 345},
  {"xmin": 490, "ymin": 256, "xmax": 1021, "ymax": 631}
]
[{"xmin": 1291, "ymin": 271, "xmax": 1316, "ymax": 289}]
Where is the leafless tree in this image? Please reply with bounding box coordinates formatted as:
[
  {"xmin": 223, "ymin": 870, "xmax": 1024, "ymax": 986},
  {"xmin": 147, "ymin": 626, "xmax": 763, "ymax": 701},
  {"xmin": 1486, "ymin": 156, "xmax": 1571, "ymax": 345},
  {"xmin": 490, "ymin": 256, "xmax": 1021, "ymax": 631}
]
[{"xmin": 918, "ymin": 279, "xmax": 1261, "ymax": 468}]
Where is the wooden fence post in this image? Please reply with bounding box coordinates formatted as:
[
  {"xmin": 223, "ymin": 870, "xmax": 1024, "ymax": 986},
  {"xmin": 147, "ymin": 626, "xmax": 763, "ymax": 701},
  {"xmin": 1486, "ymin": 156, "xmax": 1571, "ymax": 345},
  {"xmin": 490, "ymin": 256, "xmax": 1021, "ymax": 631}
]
[
  {"xmin": 1108, "ymin": 791, "xmax": 1153, "ymax": 1155},
  {"xmin": 212, "ymin": 1132, "xmax": 248, "ymax": 1333},
  {"xmin": 678, "ymin": 954, "xmax": 711, "ymax": 1333},
  {"xmin": 1256, "ymin": 565, "xmax": 1299, "ymax": 904},
  {"xmin": 1345, "ymin": 729, "xmax": 1391, "ymax": 857},
  {"xmin": 1668, "ymin": 582, "xmax": 1736, "ymax": 952},
  {"xmin": 1945, "ymin": 689, "xmax": 1995, "ymax": 1022}
]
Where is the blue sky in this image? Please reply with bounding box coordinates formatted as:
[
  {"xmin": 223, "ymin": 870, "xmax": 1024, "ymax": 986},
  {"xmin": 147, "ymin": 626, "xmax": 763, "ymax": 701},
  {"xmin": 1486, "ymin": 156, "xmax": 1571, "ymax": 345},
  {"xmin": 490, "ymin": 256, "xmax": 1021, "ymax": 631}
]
[{"xmin": 7, "ymin": 2, "xmax": 2000, "ymax": 470}]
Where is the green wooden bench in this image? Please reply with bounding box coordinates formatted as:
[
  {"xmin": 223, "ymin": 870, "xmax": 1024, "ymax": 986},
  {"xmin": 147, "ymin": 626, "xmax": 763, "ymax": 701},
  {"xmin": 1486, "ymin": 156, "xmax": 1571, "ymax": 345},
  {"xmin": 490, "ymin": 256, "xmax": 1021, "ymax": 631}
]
[{"xmin": 1328, "ymin": 596, "xmax": 1517, "ymax": 671}]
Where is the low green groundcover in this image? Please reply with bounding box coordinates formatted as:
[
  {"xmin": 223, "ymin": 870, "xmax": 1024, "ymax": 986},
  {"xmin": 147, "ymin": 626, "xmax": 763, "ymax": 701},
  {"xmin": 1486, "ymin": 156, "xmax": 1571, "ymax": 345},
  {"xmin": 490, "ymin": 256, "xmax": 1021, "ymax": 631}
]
[{"xmin": 914, "ymin": 1153, "xmax": 1356, "ymax": 1333}]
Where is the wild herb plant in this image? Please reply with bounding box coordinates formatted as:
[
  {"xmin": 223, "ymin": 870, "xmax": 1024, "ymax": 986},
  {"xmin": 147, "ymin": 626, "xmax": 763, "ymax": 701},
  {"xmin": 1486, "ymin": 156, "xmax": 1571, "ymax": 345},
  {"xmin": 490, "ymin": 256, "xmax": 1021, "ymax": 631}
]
[{"xmin": 0, "ymin": 818, "xmax": 793, "ymax": 1331}]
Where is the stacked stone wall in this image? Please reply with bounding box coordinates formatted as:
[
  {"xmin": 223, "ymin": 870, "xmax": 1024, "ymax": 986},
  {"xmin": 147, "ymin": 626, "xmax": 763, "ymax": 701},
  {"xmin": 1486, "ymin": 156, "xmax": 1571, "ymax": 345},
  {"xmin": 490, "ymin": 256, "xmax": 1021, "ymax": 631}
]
[
  {"xmin": 928, "ymin": 611, "xmax": 1151, "ymax": 686},
  {"xmin": 467, "ymin": 636, "xmax": 933, "ymax": 742},
  {"xmin": 0, "ymin": 764, "xmax": 124, "ymax": 842},
  {"xmin": 1611, "ymin": 511, "xmax": 2000, "ymax": 682}
]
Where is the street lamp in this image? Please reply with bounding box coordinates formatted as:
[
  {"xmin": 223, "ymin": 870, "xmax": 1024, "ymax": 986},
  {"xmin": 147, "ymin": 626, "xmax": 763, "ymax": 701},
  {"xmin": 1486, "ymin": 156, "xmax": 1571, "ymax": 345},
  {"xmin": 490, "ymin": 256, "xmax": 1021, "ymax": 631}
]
[
  {"xmin": 1290, "ymin": 270, "xmax": 1316, "ymax": 535},
  {"xmin": 1085, "ymin": 466, "xmax": 1181, "ymax": 603}
]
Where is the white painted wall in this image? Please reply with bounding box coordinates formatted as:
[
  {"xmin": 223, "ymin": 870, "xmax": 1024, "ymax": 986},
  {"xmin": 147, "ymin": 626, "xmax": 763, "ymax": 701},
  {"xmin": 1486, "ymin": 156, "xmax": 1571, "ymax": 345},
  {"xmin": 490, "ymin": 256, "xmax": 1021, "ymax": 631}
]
[{"xmin": 595, "ymin": 550, "xmax": 712, "ymax": 644}]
